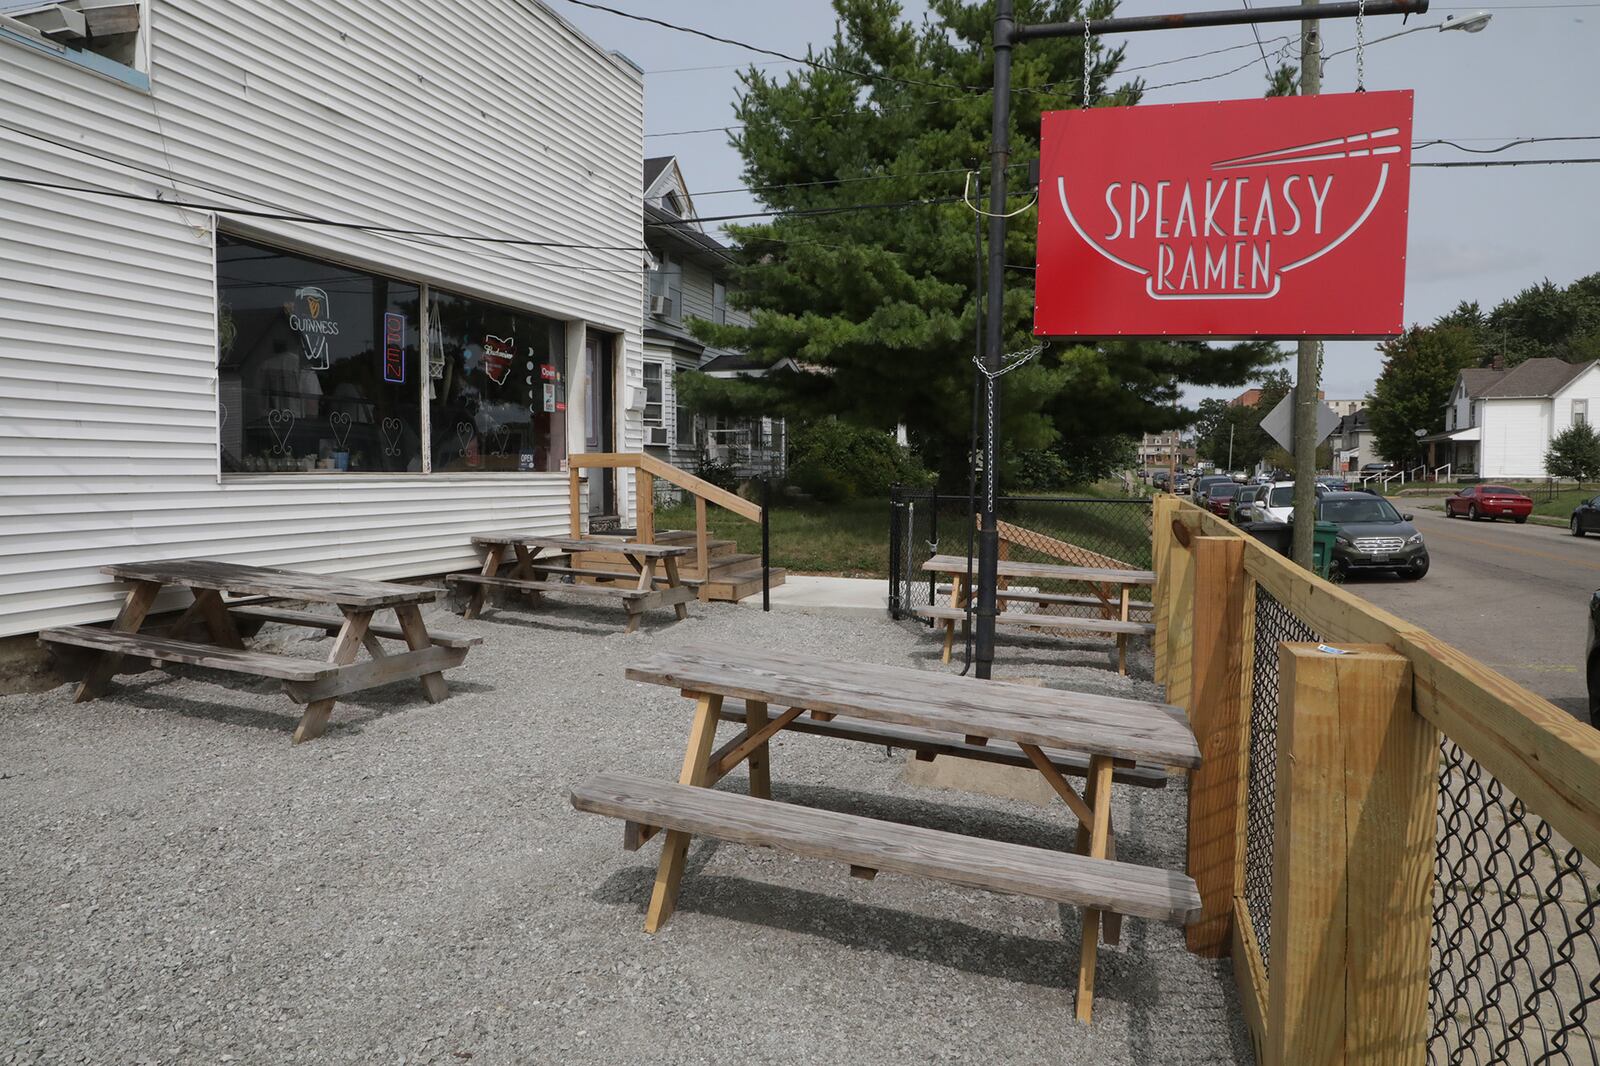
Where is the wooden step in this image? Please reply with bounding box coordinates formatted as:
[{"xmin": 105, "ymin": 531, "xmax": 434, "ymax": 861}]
[
  {"xmin": 570, "ymin": 773, "xmax": 1201, "ymax": 923},
  {"xmin": 918, "ymin": 606, "xmax": 1154, "ymax": 636},
  {"xmin": 229, "ymin": 607, "xmax": 482, "ymax": 649},
  {"xmin": 40, "ymin": 626, "xmax": 332, "ymax": 682},
  {"xmin": 705, "ymin": 568, "xmax": 786, "ymax": 603},
  {"xmin": 715, "ymin": 701, "xmax": 1167, "ymax": 788}
]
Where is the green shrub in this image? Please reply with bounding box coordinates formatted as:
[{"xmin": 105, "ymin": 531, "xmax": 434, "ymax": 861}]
[
  {"xmin": 787, "ymin": 419, "xmax": 930, "ymax": 500},
  {"xmin": 1006, "ymin": 449, "xmax": 1074, "ymax": 492}
]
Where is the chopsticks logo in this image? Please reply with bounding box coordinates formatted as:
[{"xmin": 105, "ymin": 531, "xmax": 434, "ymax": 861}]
[
  {"xmin": 290, "ymin": 286, "xmax": 340, "ymax": 370},
  {"xmin": 1035, "ymin": 91, "xmax": 1413, "ymax": 339}
]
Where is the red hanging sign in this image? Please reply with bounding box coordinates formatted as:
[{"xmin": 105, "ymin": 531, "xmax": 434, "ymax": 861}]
[{"xmin": 1034, "ymin": 90, "xmax": 1413, "ymax": 340}]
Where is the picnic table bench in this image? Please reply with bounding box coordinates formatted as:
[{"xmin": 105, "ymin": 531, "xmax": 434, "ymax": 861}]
[
  {"xmin": 40, "ymin": 560, "xmax": 478, "ymax": 744},
  {"xmin": 570, "ymin": 644, "xmax": 1201, "ymax": 1023},
  {"xmin": 918, "ymin": 555, "xmax": 1157, "ymax": 674},
  {"xmin": 449, "ymin": 533, "xmax": 695, "ymax": 633}
]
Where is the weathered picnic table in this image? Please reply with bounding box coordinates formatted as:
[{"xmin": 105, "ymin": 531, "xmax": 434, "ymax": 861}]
[
  {"xmin": 40, "ymin": 560, "xmax": 478, "ymax": 743},
  {"xmin": 449, "ymin": 533, "xmax": 695, "ymax": 633},
  {"xmin": 918, "ymin": 555, "xmax": 1157, "ymax": 674},
  {"xmin": 570, "ymin": 644, "xmax": 1201, "ymax": 1023}
]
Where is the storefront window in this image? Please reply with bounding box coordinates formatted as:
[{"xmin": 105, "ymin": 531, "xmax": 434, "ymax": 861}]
[
  {"xmin": 428, "ymin": 289, "xmax": 568, "ymax": 472},
  {"xmin": 217, "ymin": 235, "xmax": 422, "ymax": 474}
]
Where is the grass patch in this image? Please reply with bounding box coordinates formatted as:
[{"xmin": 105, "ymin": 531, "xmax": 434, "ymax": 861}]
[
  {"xmin": 1532, "ymin": 488, "xmax": 1596, "ymax": 519},
  {"xmin": 654, "ymin": 483, "xmax": 1151, "ymax": 578},
  {"xmin": 655, "ymin": 496, "xmax": 890, "ymax": 577}
]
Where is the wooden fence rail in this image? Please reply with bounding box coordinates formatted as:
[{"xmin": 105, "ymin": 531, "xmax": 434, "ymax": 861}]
[{"xmin": 1155, "ymin": 495, "xmax": 1600, "ymax": 1066}]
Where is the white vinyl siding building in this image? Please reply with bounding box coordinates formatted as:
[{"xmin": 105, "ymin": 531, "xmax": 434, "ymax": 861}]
[
  {"xmin": 1431, "ymin": 359, "xmax": 1600, "ymax": 478},
  {"xmin": 0, "ymin": 0, "xmax": 645, "ymax": 639}
]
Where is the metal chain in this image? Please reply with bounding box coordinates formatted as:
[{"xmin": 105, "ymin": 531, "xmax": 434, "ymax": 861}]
[
  {"xmin": 972, "ymin": 344, "xmax": 1045, "ymax": 381},
  {"xmin": 1355, "ymin": 0, "xmax": 1367, "ymax": 92},
  {"xmin": 1082, "ymin": 2, "xmax": 1094, "ymax": 108}
]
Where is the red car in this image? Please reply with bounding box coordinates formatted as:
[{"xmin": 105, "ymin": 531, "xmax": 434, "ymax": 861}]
[
  {"xmin": 1203, "ymin": 481, "xmax": 1240, "ymax": 518},
  {"xmin": 1445, "ymin": 484, "xmax": 1533, "ymax": 523}
]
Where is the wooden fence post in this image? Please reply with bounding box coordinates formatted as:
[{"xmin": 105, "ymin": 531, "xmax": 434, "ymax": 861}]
[
  {"xmin": 1152, "ymin": 496, "xmax": 1173, "ymax": 686},
  {"xmin": 636, "ymin": 469, "xmax": 655, "ymax": 543},
  {"xmin": 1185, "ymin": 536, "xmax": 1249, "ymax": 957},
  {"xmin": 1162, "ymin": 515, "xmax": 1197, "ymax": 712},
  {"xmin": 1267, "ymin": 643, "xmax": 1437, "ymax": 1066}
]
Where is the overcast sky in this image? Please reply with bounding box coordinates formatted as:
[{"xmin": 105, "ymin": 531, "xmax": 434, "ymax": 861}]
[{"xmin": 558, "ymin": 0, "xmax": 1600, "ymax": 407}]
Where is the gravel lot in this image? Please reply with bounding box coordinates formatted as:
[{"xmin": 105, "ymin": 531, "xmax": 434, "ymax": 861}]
[{"xmin": 0, "ymin": 593, "xmax": 1249, "ymax": 1065}]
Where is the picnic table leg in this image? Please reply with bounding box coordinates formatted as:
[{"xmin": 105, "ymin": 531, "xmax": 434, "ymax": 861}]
[
  {"xmin": 292, "ymin": 609, "xmax": 372, "ymax": 744},
  {"xmin": 394, "ymin": 604, "xmax": 449, "ymax": 703},
  {"xmin": 193, "ymin": 589, "xmax": 247, "ymax": 650},
  {"xmin": 1076, "ymin": 755, "xmax": 1115, "ymax": 1024},
  {"xmin": 645, "ymin": 692, "xmax": 724, "ymax": 932},
  {"xmin": 625, "ymin": 557, "xmax": 657, "ymax": 634},
  {"xmin": 511, "ymin": 544, "xmax": 543, "ymax": 605},
  {"xmin": 463, "ymin": 544, "xmax": 507, "ymax": 619},
  {"xmin": 74, "ymin": 579, "xmax": 162, "ymax": 702},
  {"xmin": 744, "ymin": 698, "xmax": 772, "ymax": 799},
  {"xmin": 941, "ymin": 574, "xmax": 964, "ymax": 664},
  {"xmin": 663, "ymin": 557, "xmax": 689, "ymax": 621}
]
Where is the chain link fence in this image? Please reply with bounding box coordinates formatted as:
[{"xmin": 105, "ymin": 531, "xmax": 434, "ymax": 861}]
[
  {"xmin": 887, "ymin": 488, "xmax": 1153, "ymax": 622},
  {"xmin": 1239, "ymin": 587, "xmax": 1599, "ymax": 1062}
]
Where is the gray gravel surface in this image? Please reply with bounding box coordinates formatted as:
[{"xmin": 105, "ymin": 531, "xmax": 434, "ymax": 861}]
[{"xmin": 0, "ymin": 594, "xmax": 1250, "ymax": 1065}]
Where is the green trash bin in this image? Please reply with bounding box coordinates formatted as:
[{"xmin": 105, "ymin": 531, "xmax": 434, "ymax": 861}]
[{"xmin": 1311, "ymin": 520, "xmax": 1339, "ymax": 579}]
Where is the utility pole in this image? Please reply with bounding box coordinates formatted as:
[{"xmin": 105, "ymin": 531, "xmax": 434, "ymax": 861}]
[
  {"xmin": 1290, "ymin": 0, "xmax": 1322, "ymax": 567},
  {"xmin": 1228, "ymin": 423, "xmax": 1235, "ymax": 472}
]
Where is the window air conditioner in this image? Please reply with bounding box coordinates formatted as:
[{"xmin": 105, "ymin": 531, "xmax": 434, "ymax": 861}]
[
  {"xmin": 647, "ymin": 426, "xmax": 670, "ymax": 447},
  {"xmin": 648, "ymin": 294, "xmax": 669, "ymax": 316}
]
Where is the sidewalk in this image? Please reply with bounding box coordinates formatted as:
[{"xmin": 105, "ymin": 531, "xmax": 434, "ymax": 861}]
[{"xmin": 736, "ymin": 574, "xmax": 887, "ymax": 616}]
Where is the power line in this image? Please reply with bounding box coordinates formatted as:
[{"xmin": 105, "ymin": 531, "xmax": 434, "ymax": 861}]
[
  {"xmin": 1414, "ymin": 157, "xmax": 1600, "ymax": 167},
  {"xmin": 554, "ymin": 0, "xmax": 983, "ymax": 94},
  {"xmin": 648, "ymin": 195, "xmax": 968, "ymax": 227},
  {"xmin": 1414, "ymin": 135, "xmax": 1600, "ymax": 154},
  {"xmin": 1240, "ymin": 0, "xmax": 1278, "ymax": 80}
]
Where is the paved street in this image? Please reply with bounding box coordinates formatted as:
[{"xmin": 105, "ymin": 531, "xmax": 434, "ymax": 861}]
[{"xmin": 1348, "ymin": 505, "xmax": 1598, "ymax": 722}]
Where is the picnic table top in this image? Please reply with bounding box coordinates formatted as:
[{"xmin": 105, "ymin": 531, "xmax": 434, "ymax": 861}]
[
  {"xmin": 472, "ymin": 533, "xmax": 693, "ymax": 558},
  {"xmin": 625, "ymin": 644, "xmax": 1199, "ymax": 767},
  {"xmin": 102, "ymin": 560, "xmax": 439, "ymax": 609},
  {"xmin": 922, "ymin": 554, "xmax": 1156, "ymax": 585}
]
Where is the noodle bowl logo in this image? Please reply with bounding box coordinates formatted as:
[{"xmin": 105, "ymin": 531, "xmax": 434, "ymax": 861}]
[
  {"xmin": 1034, "ymin": 91, "xmax": 1414, "ymax": 339},
  {"xmin": 1058, "ymin": 125, "xmax": 1403, "ymax": 302}
]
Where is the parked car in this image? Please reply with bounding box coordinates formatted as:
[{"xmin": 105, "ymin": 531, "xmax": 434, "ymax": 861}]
[
  {"xmin": 1360, "ymin": 462, "xmax": 1395, "ymax": 476},
  {"xmin": 1587, "ymin": 590, "xmax": 1600, "ymax": 726},
  {"xmin": 1203, "ymin": 480, "xmax": 1240, "ymax": 518},
  {"xmin": 1316, "ymin": 475, "xmax": 1349, "ymax": 492},
  {"xmin": 1318, "ymin": 491, "xmax": 1429, "ymax": 581},
  {"xmin": 1446, "ymin": 484, "xmax": 1532, "ymax": 523},
  {"xmin": 1572, "ymin": 494, "xmax": 1600, "ymax": 537},
  {"xmin": 1193, "ymin": 475, "xmax": 1234, "ymax": 504},
  {"xmin": 1231, "ymin": 484, "xmax": 1260, "ymax": 525},
  {"xmin": 1251, "ymin": 481, "xmax": 1329, "ymax": 523}
]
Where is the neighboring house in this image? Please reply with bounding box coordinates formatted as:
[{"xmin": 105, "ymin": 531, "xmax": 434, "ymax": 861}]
[
  {"xmin": 641, "ymin": 156, "xmax": 786, "ymax": 486},
  {"xmin": 1331, "ymin": 409, "xmax": 1386, "ymax": 474},
  {"xmin": 1424, "ymin": 358, "xmax": 1600, "ymax": 478},
  {"xmin": 1326, "ymin": 398, "xmax": 1365, "ymax": 419},
  {"xmin": 1138, "ymin": 431, "xmax": 1194, "ymax": 471},
  {"xmin": 0, "ymin": 0, "xmax": 645, "ymax": 641}
]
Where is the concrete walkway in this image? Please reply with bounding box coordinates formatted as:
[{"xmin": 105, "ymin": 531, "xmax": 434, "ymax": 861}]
[{"xmin": 736, "ymin": 574, "xmax": 888, "ymax": 617}]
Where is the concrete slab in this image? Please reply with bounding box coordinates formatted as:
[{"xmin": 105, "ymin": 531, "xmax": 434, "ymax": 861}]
[{"xmin": 735, "ymin": 574, "xmax": 887, "ymax": 617}]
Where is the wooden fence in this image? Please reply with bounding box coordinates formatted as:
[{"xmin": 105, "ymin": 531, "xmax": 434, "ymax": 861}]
[{"xmin": 1154, "ymin": 496, "xmax": 1600, "ymax": 1066}]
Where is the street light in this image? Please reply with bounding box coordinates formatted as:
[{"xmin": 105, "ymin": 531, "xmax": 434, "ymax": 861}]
[{"xmin": 1320, "ymin": 11, "xmax": 1493, "ymax": 64}]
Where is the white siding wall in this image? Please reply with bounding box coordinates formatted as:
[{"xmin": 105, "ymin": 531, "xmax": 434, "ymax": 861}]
[
  {"xmin": 0, "ymin": 0, "xmax": 644, "ymax": 638},
  {"xmin": 1552, "ymin": 365, "xmax": 1600, "ymax": 433},
  {"xmin": 1481, "ymin": 399, "xmax": 1554, "ymax": 478}
]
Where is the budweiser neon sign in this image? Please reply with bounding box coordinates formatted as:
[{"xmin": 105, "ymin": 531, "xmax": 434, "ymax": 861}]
[{"xmin": 1034, "ymin": 91, "xmax": 1414, "ymax": 339}]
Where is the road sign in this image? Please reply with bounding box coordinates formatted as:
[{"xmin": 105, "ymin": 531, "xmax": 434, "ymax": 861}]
[
  {"xmin": 1034, "ymin": 90, "xmax": 1414, "ymax": 339},
  {"xmin": 1260, "ymin": 393, "xmax": 1342, "ymax": 455}
]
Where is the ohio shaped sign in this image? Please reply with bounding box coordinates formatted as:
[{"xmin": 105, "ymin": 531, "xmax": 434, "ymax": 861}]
[{"xmin": 1034, "ymin": 91, "xmax": 1413, "ymax": 340}]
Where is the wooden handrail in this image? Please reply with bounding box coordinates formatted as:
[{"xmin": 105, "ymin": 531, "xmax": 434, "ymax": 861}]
[{"xmin": 569, "ymin": 452, "xmax": 762, "ymax": 523}]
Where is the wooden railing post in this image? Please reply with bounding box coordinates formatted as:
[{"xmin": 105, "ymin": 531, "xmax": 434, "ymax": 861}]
[
  {"xmin": 1185, "ymin": 535, "xmax": 1249, "ymax": 957},
  {"xmin": 1152, "ymin": 495, "xmax": 1173, "ymax": 685},
  {"xmin": 1267, "ymin": 643, "xmax": 1437, "ymax": 1066},
  {"xmin": 636, "ymin": 469, "xmax": 655, "ymax": 543},
  {"xmin": 1162, "ymin": 516, "xmax": 1197, "ymax": 712},
  {"xmin": 569, "ymin": 465, "xmax": 582, "ymax": 538},
  {"xmin": 695, "ymin": 496, "xmax": 710, "ymax": 603}
]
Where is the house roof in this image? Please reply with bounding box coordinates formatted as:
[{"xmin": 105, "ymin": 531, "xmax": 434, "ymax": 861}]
[
  {"xmin": 1335, "ymin": 409, "xmax": 1371, "ymax": 434},
  {"xmin": 643, "ymin": 156, "xmax": 674, "ymax": 192},
  {"xmin": 645, "ymin": 201, "xmax": 733, "ymax": 267},
  {"xmin": 1458, "ymin": 367, "xmax": 1505, "ymax": 398},
  {"xmin": 1480, "ymin": 357, "xmax": 1592, "ymax": 399}
]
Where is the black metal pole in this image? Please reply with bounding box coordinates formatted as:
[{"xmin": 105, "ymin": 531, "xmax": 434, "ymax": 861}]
[
  {"xmin": 761, "ymin": 476, "xmax": 771, "ymax": 612},
  {"xmin": 888, "ymin": 483, "xmax": 902, "ymax": 619},
  {"xmin": 973, "ymin": 0, "xmax": 1014, "ymax": 681},
  {"xmin": 1015, "ymin": 0, "xmax": 1426, "ymax": 41}
]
